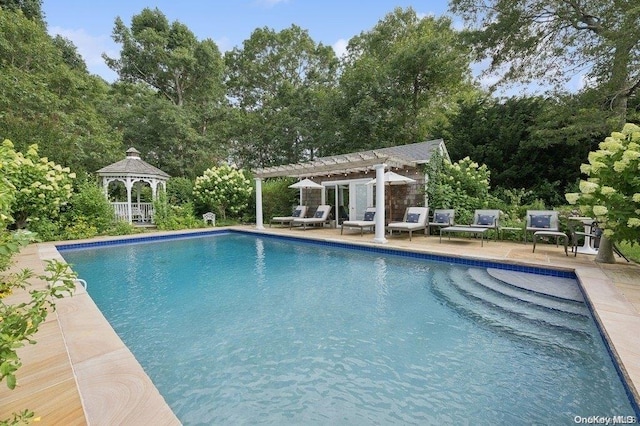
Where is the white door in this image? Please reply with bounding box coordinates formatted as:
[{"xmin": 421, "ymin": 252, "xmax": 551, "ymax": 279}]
[{"xmin": 349, "ymin": 181, "xmax": 371, "ymax": 220}]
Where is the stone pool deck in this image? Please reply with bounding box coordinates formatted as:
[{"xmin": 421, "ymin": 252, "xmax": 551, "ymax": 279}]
[{"xmin": 1, "ymin": 225, "xmax": 639, "ymax": 424}]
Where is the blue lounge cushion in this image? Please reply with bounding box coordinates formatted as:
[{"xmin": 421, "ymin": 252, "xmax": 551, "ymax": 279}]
[
  {"xmin": 364, "ymin": 211, "xmax": 375, "ymax": 221},
  {"xmin": 435, "ymin": 213, "xmax": 450, "ymax": 224},
  {"xmin": 292, "ymin": 209, "xmax": 302, "ymax": 217},
  {"xmin": 314, "ymin": 210, "xmax": 324, "ymax": 218},
  {"xmin": 477, "ymin": 214, "xmax": 494, "ymax": 226},
  {"xmin": 530, "ymin": 214, "xmax": 551, "ymax": 228},
  {"xmin": 407, "ymin": 213, "xmax": 420, "ymax": 223}
]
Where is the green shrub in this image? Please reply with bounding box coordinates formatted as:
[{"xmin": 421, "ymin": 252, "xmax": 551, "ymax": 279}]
[
  {"xmin": 61, "ymin": 218, "xmax": 98, "ymax": 240},
  {"xmin": 425, "ymin": 152, "xmax": 497, "ymax": 224},
  {"xmin": 167, "ymin": 177, "xmax": 194, "ymax": 205},
  {"xmin": 153, "ymin": 193, "xmax": 200, "ymax": 230},
  {"xmin": 108, "ymin": 220, "xmax": 138, "ymax": 236},
  {"xmin": 261, "ymin": 177, "xmax": 297, "ymax": 219},
  {"xmin": 63, "ymin": 180, "xmax": 114, "ymax": 233}
]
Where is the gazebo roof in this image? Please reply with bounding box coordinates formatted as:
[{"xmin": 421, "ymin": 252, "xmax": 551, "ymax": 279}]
[
  {"xmin": 253, "ymin": 139, "xmax": 447, "ymax": 178},
  {"xmin": 96, "ymin": 147, "xmax": 170, "ymax": 179}
]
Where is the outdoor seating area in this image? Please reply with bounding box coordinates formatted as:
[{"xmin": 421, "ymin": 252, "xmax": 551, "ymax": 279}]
[
  {"xmin": 428, "ymin": 209, "xmax": 455, "ymax": 235},
  {"xmin": 341, "ymin": 207, "xmax": 376, "ymax": 236},
  {"xmin": 290, "ymin": 205, "xmax": 332, "ymax": 230},
  {"xmin": 271, "ymin": 205, "xmax": 307, "ymax": 227},
  {"xmin": 387, "ymin": 207, "xmax": 429, "ymax": 241}
]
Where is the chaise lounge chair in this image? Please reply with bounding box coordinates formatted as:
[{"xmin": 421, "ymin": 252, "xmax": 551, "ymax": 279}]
[
  {"xmin": 428, "ymin": 209, "xmax": 455, "ymax": 235},
  {"xmin": 270, "ymin": 205, "xmax": 308, "ymax": 227},
  {"xmin": 470, "ymin": 209, "xmax": 501, "ymax": 240},
  {"xmin": 291, "ymin": 205, "xmax": 332, "ymax": 230},
  {"xmin": 526, "ymin": 210, "xmax": 568, "ymax": 255},
  {"xmin": 341, "ymin": 207, "xmax": 376, "ymax": 236},
  {"xmin": 386, "ymin": 207, "xmax": 429, "ymax": 241}
]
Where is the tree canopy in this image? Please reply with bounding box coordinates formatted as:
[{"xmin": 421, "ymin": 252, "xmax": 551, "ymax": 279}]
[{"xmin": 450, "ymin": 0, "xmax": 640, "ymax": 123}]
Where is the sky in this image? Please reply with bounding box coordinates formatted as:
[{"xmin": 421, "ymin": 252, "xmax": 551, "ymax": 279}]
[
  {"xmin": 41, "ymin": 0, "xmax": 583, "ymax": 95},
  {"xmin": 42, "ymin": 0, "xmax": 454, "ymax": 82}
]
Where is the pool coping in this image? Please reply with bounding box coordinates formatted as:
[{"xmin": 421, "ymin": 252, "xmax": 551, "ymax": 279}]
[{"xmin": 3, "ymin": 225, "xmax": 639, "ymax": 422}]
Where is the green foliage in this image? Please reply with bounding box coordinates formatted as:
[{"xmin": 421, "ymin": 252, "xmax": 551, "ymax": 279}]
[
  {"xmin": 193, "ymin": 165, "xmax": 252, "ymax": 220},
  {"xmin": 1, "ymin": 140, "xmax": 75, "ymax": 230},
  {"xmin": 0, "ymin": 8, "xmax": 122, "ymax": 174},
  {"xmin": 167, "ymin": 177, "xmax": 194, "ymax": 205},
  {"xmin": 0, "ymin": 408, "xmax": 35, "ymax": 425},
  {"xmin": 0, "ymin": 230, "xmax": 76, "ymax": 394},
  {"xmin": 152, "ymin": 191, "xmax": 200, "ymax": 230},
  {"xmin": 260, "ymin": 178, "xmax": 298, "ymax": 220},
  {"xmin": 333, "ymin": 7, "xmax": 475, "ymax": 154},
  {"xmin": 108, "ymin": 220, "xmax": 138, "ymax": 236},
  {"xmin": 450, "ymin": 0, "xmax": 640, "ymax": 123},
  {"xmin": 434, "ymin": 96, "xmax": 605, "ymax": 206},
  {"xmin": 62, "ymin": 180, "xmax": 114, "ymax": 234},
  {"xmin": 426, "ymin": 152, "xmax": 496, "ymax": 224},
  {"xmin": 566, "ymin": 123, "xmax": 640, "ymax": 245},
  {"xmin": 224, "ymin": 24, "xmax": 339, "ymax": 167},
  {"xmin": 617, "ymin": 241, "xmax": 640, "ymax": 264}
]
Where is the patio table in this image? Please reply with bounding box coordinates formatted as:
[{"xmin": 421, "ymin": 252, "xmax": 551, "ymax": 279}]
[{"xmin": 440, "ymin": 226, "xmax": 490, "ymax": 247}]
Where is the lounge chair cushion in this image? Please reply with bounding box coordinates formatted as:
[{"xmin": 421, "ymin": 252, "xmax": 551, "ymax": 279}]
[
  {"xmin": 530, "ymin": 214, "xmax": 551, "ymax": 228},
  {"xmin": 434, "ymin": 213, "xmax": 450, "ymax": 223},
  {"xmin": 407, "ymin": 213, "xmax": 420, "ymax": 223},
  {"xmin": 292, "ymin": 209, "xmax": 302, "ymax": 217},
  {"xmin": 364, "ymin": 211, "xmax": 375, "ymax": 221},
  {"xmin": 314, "ymin": 210, "xmax": 324, "ymax": 218},
  {"xmin": 477, "ymin": 214, "xmax": 494, "ymax": 226}
]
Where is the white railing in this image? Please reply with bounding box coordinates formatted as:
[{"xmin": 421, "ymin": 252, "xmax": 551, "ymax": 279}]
[{"xmin": 111, "ymin": 202, "xmax": 153, "ymax": 223}]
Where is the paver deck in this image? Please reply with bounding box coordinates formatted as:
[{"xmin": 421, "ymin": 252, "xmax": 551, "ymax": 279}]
[{"xmin": 1, "ymin": 225, "xmax": 639, "ymax": 424}]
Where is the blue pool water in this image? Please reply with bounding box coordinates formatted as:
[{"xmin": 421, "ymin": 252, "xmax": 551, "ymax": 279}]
[{"xmin": 60, "ymin": 233, "xmax": 636, "ymax": 424}]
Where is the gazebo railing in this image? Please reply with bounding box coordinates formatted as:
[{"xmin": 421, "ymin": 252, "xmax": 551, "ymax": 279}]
[{"xmin": 111, "ymin": 202, "xmax": 153, "ymax": 223}]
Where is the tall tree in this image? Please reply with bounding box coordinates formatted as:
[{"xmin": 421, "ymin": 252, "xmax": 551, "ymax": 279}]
[
  {"xmin": 0, "ymin": 8, "xmax": 121, "ymax": 173},
  {"xmin": 333, "ymin": 7, "xmax": 475, "ymax": 154},
  {"xmin": 104, "ymin": 8, "xmax": 225, "ymax": 108},
  {"xmin": 450, "ymin": 0, "xmax": 640, "ymax": 124},
  {"xmin": 225, "ymin": 25, "xmax": 339, "ymax": 168},
  {"xmin": 437, "ymin": 95, "xmax": 607, "ymax": 205},
  {"xmin": 0, "ymin": 0, "xmax": 43, "ymax": 24},
  {"xmin": 103, "ymin": 8, "xmax": 228, "ymax": 176}
]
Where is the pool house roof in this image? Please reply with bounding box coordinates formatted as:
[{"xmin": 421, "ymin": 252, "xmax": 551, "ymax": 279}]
[{"xmin": 253, "ymin": 139, "xmax": 447, "ymax": 178}]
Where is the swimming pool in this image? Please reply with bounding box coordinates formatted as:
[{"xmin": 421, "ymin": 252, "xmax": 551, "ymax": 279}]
[{"xmin": 60, "ymin": 232, "xmax": 637, "ymax": 424}]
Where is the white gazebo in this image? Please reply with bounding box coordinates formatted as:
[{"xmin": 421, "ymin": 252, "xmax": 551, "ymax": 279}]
[{"xmin": 96, "ymin": 148, "xmax": 170, "ymax": 223}]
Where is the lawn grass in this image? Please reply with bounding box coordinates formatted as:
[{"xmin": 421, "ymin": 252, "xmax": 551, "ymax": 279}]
[{"xmin": 618, "ymin": 241, "xmax": 640, "ymax": 263}]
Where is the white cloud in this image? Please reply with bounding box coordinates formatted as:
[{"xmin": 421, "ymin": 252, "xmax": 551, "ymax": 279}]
[
  {"xmin": 215, "ymin": 36, "xmax": 234, "ymax": 53},
  {"xmin": 49, "ymin": 26, "xmax": 118, "ymax": 82},
  {"xmin": 332, "ymin": 38, "xmax": 348, "ymax": 58}
]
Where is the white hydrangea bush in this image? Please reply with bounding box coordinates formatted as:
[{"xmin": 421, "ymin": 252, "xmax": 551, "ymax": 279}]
[
  {"xmin": 565, "ymin": 123, "xmax": 640, "ymax": 243},
  {"xmin": 2, "ymin": 140, "xmax": 75, "ymax": 229},
  {"xmin": 193, "ymin": 164, "xmax": 253, "ymax": 220}
]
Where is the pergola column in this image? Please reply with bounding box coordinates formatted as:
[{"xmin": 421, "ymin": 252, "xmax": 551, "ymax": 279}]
[
  {"xmin": 373, "ymin": 163, "xmax": 387, "ymax": 244},
  {"xmin": 255, "ymin": 177, "xmax": 264, "ymax": 229}
]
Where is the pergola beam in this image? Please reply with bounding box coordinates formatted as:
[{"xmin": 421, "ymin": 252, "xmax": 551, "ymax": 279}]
[{"xmin": 254, "ymin": 151, "xmax": 414, "ymax": 179}]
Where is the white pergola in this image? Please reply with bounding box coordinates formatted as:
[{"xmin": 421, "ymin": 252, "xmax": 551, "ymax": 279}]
[
  {"xmin": 253, "ymin": 150, "xmax": 418, "ymax": 244},
  {"xmin": 96, "ymin": 148, "xmax": 170, "ymax": 223}
]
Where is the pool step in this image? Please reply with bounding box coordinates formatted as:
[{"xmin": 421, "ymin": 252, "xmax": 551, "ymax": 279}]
[
  {"xmin": 447, "ymin": 268, "xmax": 590, "ymax": 334},
  {"xmin": 466, "ymin": 268, "xmax": 588, "ymax": 317},
  {"xmin": 430, "ymin": 269, "xmax": 593, "ymax": 351}
]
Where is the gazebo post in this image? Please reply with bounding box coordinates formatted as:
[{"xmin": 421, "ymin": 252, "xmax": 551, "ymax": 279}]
[
  {"xmin": 126, "ymin": 177, "xmax": 133, "ymax": 224},
  {"xmin": 255, "ymin": 177, "xmax": 264, "ymax": 230},
  {"xmin": 373, "ymin": 164, "xmax": 387, "ymax": 244}
]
